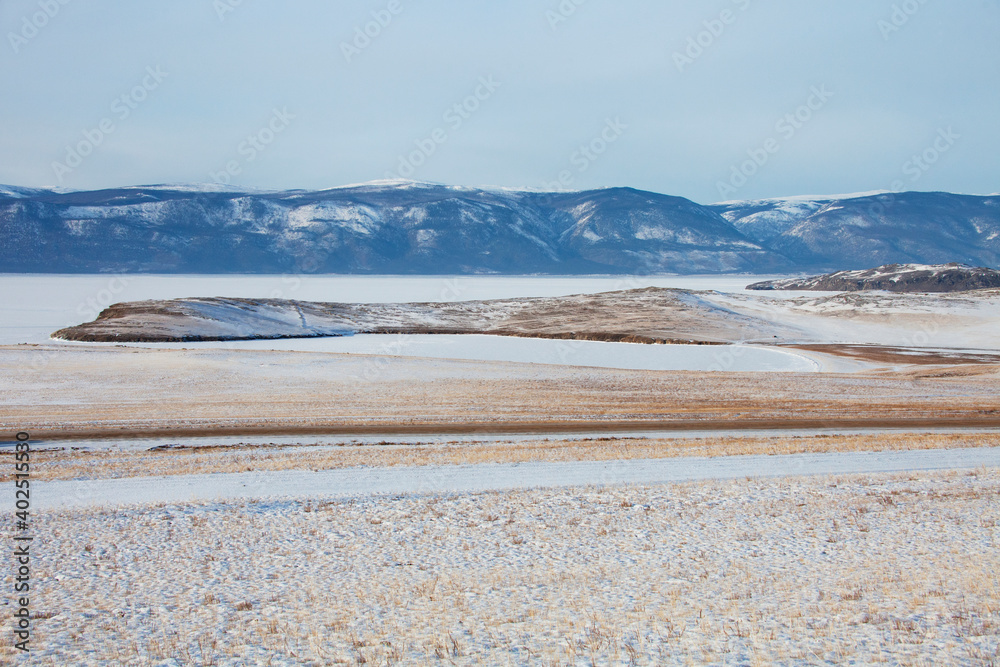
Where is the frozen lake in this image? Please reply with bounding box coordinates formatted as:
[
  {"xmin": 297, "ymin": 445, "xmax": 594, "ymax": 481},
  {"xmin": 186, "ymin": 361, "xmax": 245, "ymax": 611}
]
[
  {"xmin": 0, "ymin": 273, "xmax": 805, "ymax": 346},
  {"xmin": 103, "ymin": 333, "xmax": 820, "ymax": 373}
]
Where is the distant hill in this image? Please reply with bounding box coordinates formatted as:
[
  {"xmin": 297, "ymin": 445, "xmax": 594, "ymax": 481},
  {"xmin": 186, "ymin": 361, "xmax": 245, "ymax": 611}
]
[
  {"xmin": 747, "ymin": 263, "xmax": 1000, "ymax": 292},
  {"xmin": 51, "ymin": 288, "xmax": 799, "ymax": 343},
  {"xmin": 2, "ymin": 181, "xmax": 998, "ymax": 274},
  {"xmin": 709, "ymin": 191, "xmax": 1000, "ymax": 270}
]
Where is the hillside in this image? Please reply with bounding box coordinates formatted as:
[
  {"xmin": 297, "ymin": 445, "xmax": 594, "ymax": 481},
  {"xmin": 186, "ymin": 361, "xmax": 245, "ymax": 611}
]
[
  {"xmin": 3, "ymin": 182, "xmax": 998, "ymax": 274},
  {"xmin": 747, "ymin": 263, "xmax": 1000, "ymax": 292}
]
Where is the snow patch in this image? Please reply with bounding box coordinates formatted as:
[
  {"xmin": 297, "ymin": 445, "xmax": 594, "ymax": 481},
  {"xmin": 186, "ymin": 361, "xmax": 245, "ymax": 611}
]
[{"xmin": 711, "ymin": 190, "xmax": 891, "ymax": 207}]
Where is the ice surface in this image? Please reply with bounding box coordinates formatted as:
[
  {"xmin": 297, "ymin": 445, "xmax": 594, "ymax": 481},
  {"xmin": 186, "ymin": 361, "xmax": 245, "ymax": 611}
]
[
  {"xmin": 12, "ymin": 447, "xmax": 1000, "ymax": 509},
  {"xmin": 103, "ymin": 335, "xmax": 821, "ymax": 372}
]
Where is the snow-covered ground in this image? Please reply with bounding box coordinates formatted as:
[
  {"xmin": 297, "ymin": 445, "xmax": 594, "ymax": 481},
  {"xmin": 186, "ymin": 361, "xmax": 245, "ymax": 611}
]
[
  {"xmin": 15, "ymin": 447, "xmax": 1000, "ymax": 510},
  {"xmin": 3, "ymin": 275, "xmax": 998, "ymax": 664},
  {"xmin": 14, "ymin": 469, "xmax": 1000, "ymax": 665},
  {"xmin": 703, "ymin": 289, "xmax": 1000, "ymax": 350}
]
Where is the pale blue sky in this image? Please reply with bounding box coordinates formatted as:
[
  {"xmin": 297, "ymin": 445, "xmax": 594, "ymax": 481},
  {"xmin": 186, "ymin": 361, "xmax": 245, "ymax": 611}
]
[{"xmin": 1, "ymin": 0, "xmax": 997, "ymax": 202}]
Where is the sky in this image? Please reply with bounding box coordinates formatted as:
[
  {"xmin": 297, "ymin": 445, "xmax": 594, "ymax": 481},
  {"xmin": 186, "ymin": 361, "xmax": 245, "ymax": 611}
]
[{"xmin": 1, "ymin": 0, "xmax": 997, "ymax": 204}]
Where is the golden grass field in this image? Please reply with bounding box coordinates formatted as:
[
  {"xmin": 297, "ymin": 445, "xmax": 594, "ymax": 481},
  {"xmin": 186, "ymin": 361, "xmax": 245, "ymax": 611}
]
[
  {"xmin": 3, "ymin": 345, "xmax": 1000, "ymax": 440},
  {"xmin": 7, "ymin": 431, "xmax": 999, "ymax": 482}
]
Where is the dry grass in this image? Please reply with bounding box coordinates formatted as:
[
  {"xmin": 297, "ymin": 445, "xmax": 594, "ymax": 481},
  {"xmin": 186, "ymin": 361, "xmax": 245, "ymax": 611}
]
[
  {"xmin": 3, "ymin": 345, "xmax": 1000, "ymax": 440},
  {"xmin": 3, "ymin": 469, "xmax": 998, "ymax": 665},
  {"xmin": 4, "ymin": 431, "xmax": 997, "ymax": 482}
]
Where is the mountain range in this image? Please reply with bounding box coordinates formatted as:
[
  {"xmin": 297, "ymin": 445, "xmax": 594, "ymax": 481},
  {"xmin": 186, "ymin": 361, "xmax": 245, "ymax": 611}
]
[{"xmin": 2, "ymin": 181, "xmax": 997, "ymax": 274}]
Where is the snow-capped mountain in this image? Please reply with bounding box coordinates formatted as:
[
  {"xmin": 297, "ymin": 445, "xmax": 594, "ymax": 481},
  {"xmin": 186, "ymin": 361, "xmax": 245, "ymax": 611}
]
[
  {"xmin": 710, "ymin": 194, "xmax": 869, "ymax": 243},
  {"xmin": 0, "ymin": 182, "xmax": 787, "ymax": 274},
  {"xmin": 710, "ymin": 191, "xmax": 1000, "ymax": 269},
  {"xmin": 1, "ymin": 182, "xmax": 997, "ymax": 274}
]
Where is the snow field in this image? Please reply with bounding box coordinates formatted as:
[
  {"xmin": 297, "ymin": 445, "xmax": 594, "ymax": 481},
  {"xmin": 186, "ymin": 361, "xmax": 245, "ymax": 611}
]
[{"xmin": 7, "ymin": 469, "xmax": 999, "ymax": 665}]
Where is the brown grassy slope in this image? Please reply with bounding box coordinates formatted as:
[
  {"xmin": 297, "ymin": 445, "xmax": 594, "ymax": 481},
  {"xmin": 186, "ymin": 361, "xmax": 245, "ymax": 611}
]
[
  {"xmin": 52, "ymin": 288, "xmax": 798, "ymax": 343},
  {"xmin": 2, "ymin": 345, "xmax": 999, "ymax": 439}
]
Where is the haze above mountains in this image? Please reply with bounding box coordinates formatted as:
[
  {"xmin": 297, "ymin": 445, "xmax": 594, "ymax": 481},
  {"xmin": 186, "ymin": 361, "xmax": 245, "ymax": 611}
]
[{"xmin": 2, "ymin": 181, "xmax": 998, "ymax": 275}]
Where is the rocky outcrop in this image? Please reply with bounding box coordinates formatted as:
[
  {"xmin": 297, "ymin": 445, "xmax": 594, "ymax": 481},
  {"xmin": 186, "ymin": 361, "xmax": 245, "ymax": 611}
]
[{"xmin": 747, "ymin": 263, "xmax": 1000, "ymax": 292}]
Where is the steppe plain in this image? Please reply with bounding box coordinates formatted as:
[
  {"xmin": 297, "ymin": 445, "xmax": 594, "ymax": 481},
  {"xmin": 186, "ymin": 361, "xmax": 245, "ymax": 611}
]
[{"xmin": 1, "ymin": 275, "xmax": 998, "ymax": 665}]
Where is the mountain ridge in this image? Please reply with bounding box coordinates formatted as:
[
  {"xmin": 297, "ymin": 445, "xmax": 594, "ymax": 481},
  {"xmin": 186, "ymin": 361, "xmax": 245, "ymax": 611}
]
[{"xmin": 2, "ymin": 182, "xmax": 997, "ymax": 274}]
